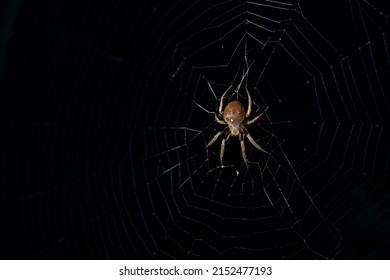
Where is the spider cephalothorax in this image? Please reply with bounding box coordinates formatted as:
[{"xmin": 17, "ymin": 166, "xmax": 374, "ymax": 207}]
[{"xmin": 206, "ymin": 86, "xmax": 267, "ymax": 165}]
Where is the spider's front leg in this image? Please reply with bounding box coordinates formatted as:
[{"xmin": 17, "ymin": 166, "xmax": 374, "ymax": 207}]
[
  {"xmin": 245, "ymin": 127, "xmax": 268, "ymax": 154},
  {"xmin": 245, "ymin": 111, "xmax": 265, "ymax": 125},
  {"xmin": 220, "ymin": 132, "xmax": 231, "ymax": 165},
  {"xmin": 206, "ymin": 131, "xmax": 223, "ymax": 148},
  {"xmin": 239, "ymin": 132, "xmax": 248, "ymax": 166}
]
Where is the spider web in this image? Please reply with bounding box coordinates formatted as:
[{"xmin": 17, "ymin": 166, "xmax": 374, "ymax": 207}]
[
  {"xmin": 139, "ymin": 1, "xmax": 390, "ymax": 259},
  {"xmin": 139, "ymin": 0, "xmax": 390, "ymax": 259},
  {"xmin": 5, "ymin": 0, "xmax": 390, "ymax": 260}
]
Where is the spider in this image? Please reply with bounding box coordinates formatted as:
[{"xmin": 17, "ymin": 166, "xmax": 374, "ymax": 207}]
[{"xmin": 206, "ymin": 86, "xmax": 268, "ymax": 165}]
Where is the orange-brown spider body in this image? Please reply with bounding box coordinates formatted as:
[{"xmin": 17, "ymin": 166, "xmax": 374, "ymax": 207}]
[
  {"xmin": 223, "ymin": 101, "xmax": 245, "ymax": 136},
  {"xmin": 206, "ymin": 86, "xmax": 267, "ymax": 165}
]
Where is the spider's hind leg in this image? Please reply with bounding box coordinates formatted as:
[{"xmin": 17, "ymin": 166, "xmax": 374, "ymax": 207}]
[{"xmin": 218, "ymin": 86, "xmax": 232, "ymax": 115}]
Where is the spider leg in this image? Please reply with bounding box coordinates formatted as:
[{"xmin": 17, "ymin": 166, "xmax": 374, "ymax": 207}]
[
  {"xmin": 219, "ymin": 85, "xmax": 232, "ymax": 115},
  {"xmin": 206, "ymin": 131, "xmax": 223, "ymax": 148},
  {"xmin": 245, "ymin": 88, "xmax": 252, "ymax": 118},
  {"xmin": 240, "ymin": 132, "xmax": 248, "ymax": 166},
  {"xmin": 245, "ymin": 111, "xmax": 265, "ymax": 125},
  {"xmin": 220, "ymin": 132, "xmax": 231, "ymax": 165},
  {"xmin": 215, "ymin": 114, "xmax": 226, "ymax": 125},
  {"xmin": 246, "ymin": 131, "xmax": 268, "ymax": 153}
]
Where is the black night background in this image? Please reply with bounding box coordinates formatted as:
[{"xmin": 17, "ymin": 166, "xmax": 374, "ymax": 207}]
[{"xmin": 1, "ymin": 0, "xmax": 390, "ymax": 259}]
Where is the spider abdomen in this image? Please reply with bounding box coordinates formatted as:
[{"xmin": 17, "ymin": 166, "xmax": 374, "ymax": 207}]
[{"xmin": 223, "ymin": 101, "xmax": 245, "ymax": 128}]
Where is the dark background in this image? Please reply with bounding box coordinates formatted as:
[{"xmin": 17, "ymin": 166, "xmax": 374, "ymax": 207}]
[{"xmin": 1, "ymin": 0, "xmax": 390, "ymax": 259}]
